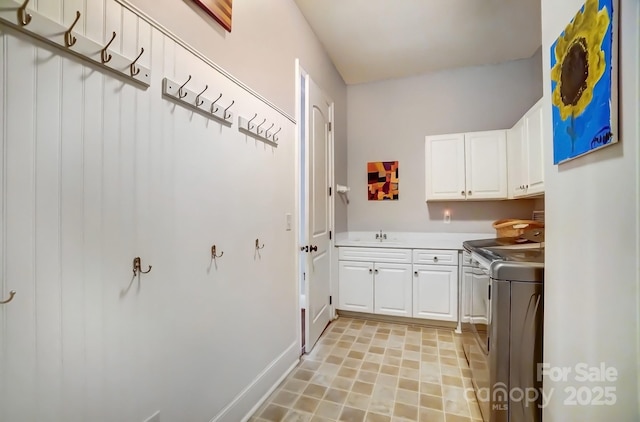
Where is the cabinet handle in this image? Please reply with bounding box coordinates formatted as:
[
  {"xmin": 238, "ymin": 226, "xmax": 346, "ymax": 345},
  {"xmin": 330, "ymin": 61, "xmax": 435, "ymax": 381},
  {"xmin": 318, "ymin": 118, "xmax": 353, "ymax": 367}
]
[
  {"xmin": 433, "ymin": 256, "xmax": 438, "ymax": 262},
  {"xmin": 369, "ymin": 268, "xmax": 373, "ymax": 274},
  {"xmin": 374, "ymin": 269, "xmax": 379, "ymax": 274},
  {"xmin": 526, "ymin": 184, "xmax": 529, "ymax": 189},
  {"xmin": 468, "ymin": 190, "xmax": 472, "ymax": 195},
  {"xmin": 460, "ymin": 190, "xmax": 465, "ymax": 196},
  {"xmin": 414, "ymin": 271, "xmax": 418, "ymax": 276}
]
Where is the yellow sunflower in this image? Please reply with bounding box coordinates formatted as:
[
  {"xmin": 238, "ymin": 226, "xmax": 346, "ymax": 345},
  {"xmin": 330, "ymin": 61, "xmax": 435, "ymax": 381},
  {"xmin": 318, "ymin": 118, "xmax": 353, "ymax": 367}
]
[{"xmin": 550, "ymin": 0, "xmax": 610, "ymax": 120}]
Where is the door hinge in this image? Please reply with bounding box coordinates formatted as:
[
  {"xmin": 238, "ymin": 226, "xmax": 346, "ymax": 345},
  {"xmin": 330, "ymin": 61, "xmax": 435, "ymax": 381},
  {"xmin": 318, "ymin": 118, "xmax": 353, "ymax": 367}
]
[
  {"xmin": 329, "ymin": 230, "xmax": 332, "ymax": 240},
  {"xmin": 329, "ymin": 186, "xmax": 332, "ymax": 196},
  {"xmin": 329, "ymin": 295, "xmax": 332, "ymax": 305}
]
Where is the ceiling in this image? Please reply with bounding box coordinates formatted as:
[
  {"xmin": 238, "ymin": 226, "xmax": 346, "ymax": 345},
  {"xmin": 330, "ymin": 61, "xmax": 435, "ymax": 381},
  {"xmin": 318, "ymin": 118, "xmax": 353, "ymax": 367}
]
[{"xmin": 293, "ymin": 0, "xmax": 542, "ymax": 85}]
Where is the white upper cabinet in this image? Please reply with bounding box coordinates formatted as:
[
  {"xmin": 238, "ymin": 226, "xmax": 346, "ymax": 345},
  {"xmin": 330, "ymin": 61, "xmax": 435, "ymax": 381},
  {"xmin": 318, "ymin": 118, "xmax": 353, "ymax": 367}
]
[
  {"xmin": 508, "ymin": 98, "xmax": 545, "ymax": 198},
  {"xmin": 425, "ymin": 130, "xmax": 507, "ymax": 201}
]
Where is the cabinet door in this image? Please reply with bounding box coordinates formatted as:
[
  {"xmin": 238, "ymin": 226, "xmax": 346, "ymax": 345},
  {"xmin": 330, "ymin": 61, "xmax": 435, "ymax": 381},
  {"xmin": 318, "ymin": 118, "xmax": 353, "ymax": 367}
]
[
  {"xmin": 338, "ymin": 261, "xmax": 373, "ymax": 313},
  {"xmin": 464, "ymin": 131, "xmax": 508, "ymax": 200},
  {"xmin": 374, "ymin": 263, "xmax": 412, "ymax": 317},
  {"xmin": 413, "ymin": 264, "xmax": 458, "ymax": 321},
  {"xmin": 461, "ymin": 267, "xmax": 473, "ymax": 323},
  {"xmin": 424, "ymin": 134, "xmax": 466, "ymax": 201},
  {"xmin": 507, "ymin": 119, "xmax": 526, "ymax": 199},
  {"xmin": 524, "ymin": 100, "xmax": 545, "ymax": 196}
]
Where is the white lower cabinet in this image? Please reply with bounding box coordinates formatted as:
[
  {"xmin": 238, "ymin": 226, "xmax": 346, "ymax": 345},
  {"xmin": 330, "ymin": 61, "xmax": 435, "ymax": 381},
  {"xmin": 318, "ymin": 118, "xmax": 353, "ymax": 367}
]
[
  {"xmin": 374, "ymin": 263, "xmax": 412, "ymax": 317},
  {"xmin": 338, "ymin": 260, "xmax": 374, "ymax": 313},
  {"xmin": 412, "ymin": 264, "xmax": 458, "ymax": 321},
  {"xmin": 461, "ymin": 266, "xmax": 472, "ymax": 323}
]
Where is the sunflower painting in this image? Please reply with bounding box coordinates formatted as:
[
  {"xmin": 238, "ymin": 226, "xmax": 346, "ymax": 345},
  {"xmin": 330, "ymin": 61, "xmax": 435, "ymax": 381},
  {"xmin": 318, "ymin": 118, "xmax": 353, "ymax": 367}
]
[
  {"xmin": 368, "ymin": 161, "xmax": 398, "ymax": 200},
  {"xmin": 550, "ymin": 0, "xmax": 617, "ymax": 164}
]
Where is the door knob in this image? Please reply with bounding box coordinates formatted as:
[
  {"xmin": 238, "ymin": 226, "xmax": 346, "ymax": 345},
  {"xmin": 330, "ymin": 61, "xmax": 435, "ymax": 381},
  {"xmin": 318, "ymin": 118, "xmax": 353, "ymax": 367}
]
[{"xmin": 310, "ymin": 245, "xmax": 318, "ymax": 252}]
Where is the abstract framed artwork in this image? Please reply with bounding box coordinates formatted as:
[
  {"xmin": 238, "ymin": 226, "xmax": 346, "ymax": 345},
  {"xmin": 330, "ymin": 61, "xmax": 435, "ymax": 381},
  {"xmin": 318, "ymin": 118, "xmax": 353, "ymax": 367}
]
[
  {"xmin": 192, "ymin": 0, "xmax": 233, "ymax": 32},
  {"xmin": 550, "ymin": 0, "xmax": 618, "ymax": 164},
  {"xmin": 368, "ymin": 161, "xmax": 399, "ymax": 200}
]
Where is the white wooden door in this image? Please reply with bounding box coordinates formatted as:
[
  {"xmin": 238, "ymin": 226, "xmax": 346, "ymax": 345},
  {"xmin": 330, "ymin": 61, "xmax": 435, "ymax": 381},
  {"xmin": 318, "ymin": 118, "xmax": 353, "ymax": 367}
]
[
  {"xmin": 304, "ymin": 77, "xmax": 332, "ymax": 353},
  {"xmin": 373, "ymin": 263, "xmax": 412, "ymax": 317},
  {"xmin": 338, "ymin": 261, "xmax": 373, "ymax": 313},
  {"xmin": 412, "ymin": 264, "xmax": 458, "ymax": 321},
  {"xmin": 464, "ymin": 130, "xmax": 508, "ymax": 200},
  {"xmin": 424, "ymin": 134, "xmax": 466, "ymax": 200},
  {"xmin": 525, "ymin": 100, "xmax": 545, "ymax": 196},
  {"xmin": 507, "ymin": 119, "xmax": 526, "ymax": 198}
]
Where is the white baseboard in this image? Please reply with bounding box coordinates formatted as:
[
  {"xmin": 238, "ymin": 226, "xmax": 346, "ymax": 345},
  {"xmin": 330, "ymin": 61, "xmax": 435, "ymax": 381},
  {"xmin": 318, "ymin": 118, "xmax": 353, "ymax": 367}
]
[{"xmin": 210, "ymin": 341, "xmax": 300, "ymax": 422}]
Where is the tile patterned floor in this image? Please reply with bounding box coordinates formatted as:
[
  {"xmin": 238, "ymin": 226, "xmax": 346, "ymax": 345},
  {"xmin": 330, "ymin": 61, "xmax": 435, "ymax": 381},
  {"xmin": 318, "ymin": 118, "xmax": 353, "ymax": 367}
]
[{"xmin": 250, "ymin": 316, "xmax": 483, "ymax": 422}]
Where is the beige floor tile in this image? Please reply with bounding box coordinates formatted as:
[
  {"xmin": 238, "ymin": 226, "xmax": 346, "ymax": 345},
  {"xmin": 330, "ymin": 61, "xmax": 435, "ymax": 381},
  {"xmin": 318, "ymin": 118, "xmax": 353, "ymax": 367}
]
[
  {"xmin": 420, "ymin": 394, "xmax": 443, "ymax": 411},
  {"xmin": 361, "ymin": 361, "xmax": 381, "ymax": 373},
  {"xmin": 441, "ymin": 375, "xmax": 464, "ymax": 388},
  {"xmin": 332, "ymin": 376, "xmax": 355, "ymax": 391},
  {"xmin": 324, "ymin": 388, "xmax": 349, "ymax": 405},
  {"xmin": 346, "ymin": 392, "xmax": 371, "ymax": 410},
  {"xmin": 293, "ymin": 396, "xmax": 320, "ymax": 414},
  {"xmin": 365, "ymin": 412, "xmax": 391, "ymax": 422},
  {"xmin": 443, "ymin": 398, "xmax": 471, "ymax": 417},
  {"xmin": 418, "ymin": 407, "xmax": 444, "ymax": 422},
  {"xmin": 339, "ymin": 406, "xmax": 367, "ymax": 422},
  {"xmin": 420, "ymin": 382, "xmax": 442, "ymax": 397},
  {"xmin": 380, "ymin": 364, "xmax": 400, "ymax": 376},
  {"xmin": 283, "ymin": 409, "xmax": 313, "ymax": 422},
  {"xmin": 393, "ymin": 402, "xmax": 418, "ymax": 421},
  {"xmin": 352, "ymin": 380, "xmax": 374, "ymax": 396},
  {"xmin": 302, "ymin": 383, "xmax": 327, "ymax": 400},
  {"xmin": 443, "ymin": 414, "xmax": 472, "ymax": 422},
  {"xmin": 272, "ymin": 390, "xmax": 300, "ymax": 407},
  {"xmin": 315, "ymin": 400, "xmax": 343, "ymax": 419},
  {"xmin": 395, "ymin": 388, "xmax": 419, "ymax": 406},
  {"xmin": 282, "ymin": 379, "xmax": 310, "ymax": 393},
  {"xmin": 399, "ymin": 378, "xmax": 420, "ymax": 392},
  {"xmin": 259, "ymin": 404, "xmax": 290, "ymax": 421}
]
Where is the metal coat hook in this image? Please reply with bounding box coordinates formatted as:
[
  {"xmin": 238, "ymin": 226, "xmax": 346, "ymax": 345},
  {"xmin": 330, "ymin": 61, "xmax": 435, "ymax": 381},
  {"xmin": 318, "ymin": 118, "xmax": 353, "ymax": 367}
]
[
  {"xmin": 101, "ymin": 31, "xmax": 116, "ymax": 64},
  {"xmin": 129, "ymin": 48, "xmax": 144, "ymax": 77},
  {"xmin": 195, "ymin": 85, "xmax": 208, "ymax": 106},
  {"xmin": 265, "ymin": 123, "xmax": 275, "ymax": 137},
  {"xmin": 133, "ymin": 257, "xmax": 152, "ymax": 276},
  {"xmin": 211, "ymin": 245, "xmax": 224, "ymax": 259},
  {"xmin": 178, "ymin": 75, "xmax": 191, "ymax": 99},
  {"xmin": 272, "ymin": 127, "xmax": 282, "ymax": 141},
  {"xmin": 255, "ymin": 238, "xmax": 265, "ymax": 250},
  {"xmin": 64, "ymin": 11, "xmax": 81, "ymax": 47},
  {"xmin": 257, "ymin": 119, "xmax": 267, "ymax": 135},
  {"xmin": 210, "ymin": 93, "xmax": 223, "ymax": 113},
  {"xmin": 224, "ymin": 100, "xmax": 235, "ymax": 120},
  {"xmin": 248, "ymin": 113, "xmax": 258, "ymax": 129},
  {"xmin": 17, "ymin": 0, "xmax": 31, "ymax": 26},
  {"xmin": 0, "ymin": 290, "xmax": 16, "ymax": 305}
]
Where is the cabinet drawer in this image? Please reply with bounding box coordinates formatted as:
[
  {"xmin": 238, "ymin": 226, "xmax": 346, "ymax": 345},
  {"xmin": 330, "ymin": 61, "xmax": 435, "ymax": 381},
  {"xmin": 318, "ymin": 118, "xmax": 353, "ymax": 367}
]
[
  {"xmin": 412, "ymin": 249, "xmax": 458, "ymax": 265},
  {"xmin": 339, "ymin": 247, "xmax": 412, "ymax": 264},
  {"xmin": 462, "ymin": 251, "xmax": 472, "ymax": 266}
]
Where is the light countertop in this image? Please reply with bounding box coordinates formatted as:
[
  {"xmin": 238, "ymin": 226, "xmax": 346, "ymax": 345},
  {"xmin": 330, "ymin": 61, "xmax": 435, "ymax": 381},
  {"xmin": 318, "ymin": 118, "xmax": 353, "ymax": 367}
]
[{"xmin": 334, "ymin": 231, "xmax": 495, "ymax": 250}]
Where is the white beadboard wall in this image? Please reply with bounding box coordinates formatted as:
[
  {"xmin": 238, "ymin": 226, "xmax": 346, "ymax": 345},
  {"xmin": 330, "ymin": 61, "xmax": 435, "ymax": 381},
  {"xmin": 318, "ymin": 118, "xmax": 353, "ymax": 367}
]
[{"xmin": 0, "ymin": 1, "xmax": 298, "ymax": 422}]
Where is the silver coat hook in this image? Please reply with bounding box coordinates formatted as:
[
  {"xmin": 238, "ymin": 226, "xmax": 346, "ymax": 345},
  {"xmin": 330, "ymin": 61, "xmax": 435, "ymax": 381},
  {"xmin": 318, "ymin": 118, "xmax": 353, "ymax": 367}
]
[
  {"xmin": 248, "ymin": 113, "xmax": 258, "ymax": 129},
  {"xmin": 265, "ymin": 123, "xmax": 275, "ymax": 137},
  {"xmin": 210, "ymin": 93, "xmax": 223, "ymax": 113},
  {"xmin": 257, "ymin": 119, "xmax": 267, "ymax": 134},
  {"xmin": 0, "ymin": 290, "xmax": 16, "ymax": 305},
  {"xmin": 101, "ymin": 31, "xmax": 116, "ymax": 64},
  {"xmin": 255, "ymin": 239, "xmax": 265, "ymax": 250},
  {"xmin": 64, "ymin": 11, "xmax": 81, "ymax": 47},
  {"xmin": 273, "ymin": 127, "xmax": 282, "ymax": 141},
  {"xmin": 195, "ymin": 85, "xmax": 208, "ymax": 107},
  {"xmin": 130, "ymin": 47, "xmax": 144, "ymax": 77},
  {"xmin": 211, "ymin": 245, "xmax": 224, "ymax": 259},
  {"xmin": 224, "ymin": 100, "xmax": 235, "ymax": 120},
  {"xmin": 178, "ymin": 75, "xmax": 191, "ymax": 99},
  {"xmin": 18, "ymin": 0, "xmax": 31, "ymax": 26},
  {"xmin": 133, "ymin": 257, "xmax": 152, "ymax": 276}
]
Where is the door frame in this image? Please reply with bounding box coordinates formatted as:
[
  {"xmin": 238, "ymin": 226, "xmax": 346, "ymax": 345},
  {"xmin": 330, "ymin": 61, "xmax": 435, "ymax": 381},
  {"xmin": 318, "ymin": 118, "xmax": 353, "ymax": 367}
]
[{"xmin": 294, "ymin": 59, "xmax": 335, "ymax": 355}]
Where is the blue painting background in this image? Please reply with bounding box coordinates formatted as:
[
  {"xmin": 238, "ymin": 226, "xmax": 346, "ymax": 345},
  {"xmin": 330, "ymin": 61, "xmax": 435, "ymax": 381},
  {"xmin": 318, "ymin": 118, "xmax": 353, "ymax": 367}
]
[{"xmin": 550, "ymin": 0, "xmax": 614, "ymax": 164}]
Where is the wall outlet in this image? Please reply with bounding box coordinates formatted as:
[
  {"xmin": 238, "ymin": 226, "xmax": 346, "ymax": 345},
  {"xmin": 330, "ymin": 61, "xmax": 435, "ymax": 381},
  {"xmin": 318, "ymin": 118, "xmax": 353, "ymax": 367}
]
[
  {"xmin": 143, "ymin": 411, "xmax": 160, "ymax": 422},
  {"xmin": 285, "ymin": 213, "xmax": 292, "ymax": 231},
  {"xmin": 444, "ymin": 210, "xmax": 451, "ymax": 224}
]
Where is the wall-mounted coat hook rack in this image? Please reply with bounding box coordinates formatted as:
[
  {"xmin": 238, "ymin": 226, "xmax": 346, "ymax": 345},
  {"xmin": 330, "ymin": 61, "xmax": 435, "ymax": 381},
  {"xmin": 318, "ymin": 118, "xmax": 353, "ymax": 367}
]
[
  {"xmin": 133, "ymin": 257, "xmax": 152, "ymax": 276},
  {"xmin": 211, "ymin": 245, "xmax": 224, "ymax": 259},
  {"xmin": 0, "ymin": 289, "xmax": 16, "ymax": 304},
  {"xmin": 0, "ymin": 1, "xmax": 151, "ymax": 87},
  {"xmin": 238, "ymin": 114, "xmax": 279, "ymax": 147},
  {"xmin": 17, "ymin": 0, "xmax": 31, "ymax": 26},
  {"xmin": 162, "ymin": 78, "xmax": 234, "ymax": 125},
  {"xmin": 255, "ymin": 239, "xmax": 265, "ymax": 250}
]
